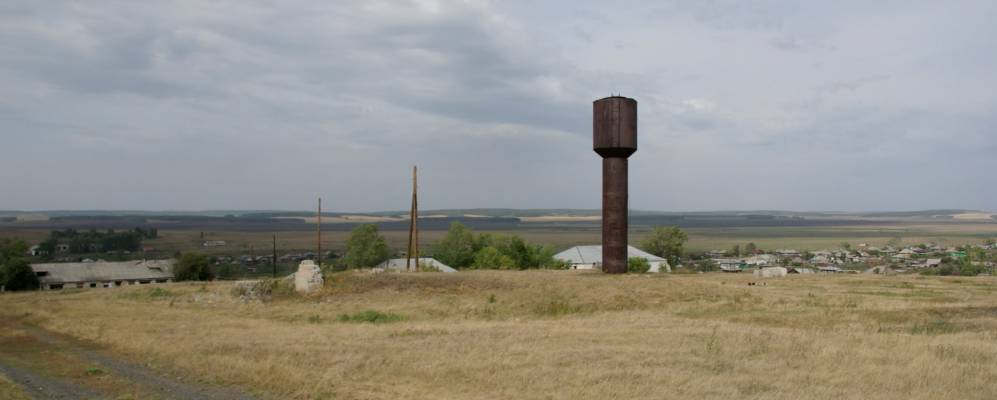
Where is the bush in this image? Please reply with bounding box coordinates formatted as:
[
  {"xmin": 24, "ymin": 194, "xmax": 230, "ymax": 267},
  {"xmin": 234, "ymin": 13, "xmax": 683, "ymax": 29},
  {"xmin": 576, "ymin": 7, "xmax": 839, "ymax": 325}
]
[
  {"xmin": 471, "ymin": 246, "xmax": 515, "ymax": 269},
  {"xmin": 344, "ymin": 224, "xmax": 390, "ymax": 268},
  {"xmin": 1, "ymin": 239, "xmax": 38, "ymax": 291},
  {"xmin": 1, "ymin": 259, "xmax": 39, "ymax": 291},
  {"xmin": 628, "ymin": 257, "xmax": 650, "ymax": 273},
  {"xmin": 230, "ymin": 278, "xmax": 292, "ymax": 301},
  {"xmin": 433, "ymin": 222, "xmax": 476, "ymax": 268},
  {"xmin": 337, "ymin": 310, "xmax": 403, "ymax": 323},
  {"xmin": 174, "ymin": 252, "xmax": 214, "ymax": 281}
]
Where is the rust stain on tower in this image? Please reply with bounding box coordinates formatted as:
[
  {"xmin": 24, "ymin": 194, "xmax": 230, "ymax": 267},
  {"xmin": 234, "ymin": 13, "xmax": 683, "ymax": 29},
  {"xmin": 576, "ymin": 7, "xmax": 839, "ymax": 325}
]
[{"xmin": 593, "ymin": 96, "xmax": 637, "ymax": 274}]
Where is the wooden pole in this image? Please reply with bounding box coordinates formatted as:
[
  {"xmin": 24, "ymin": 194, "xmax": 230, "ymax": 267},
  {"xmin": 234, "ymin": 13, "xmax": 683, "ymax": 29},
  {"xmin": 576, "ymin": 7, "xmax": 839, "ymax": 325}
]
[
  {"xmin": 406, "ymin": 166, "xmax": 418, "ymax": 272},
  {"xmin": 317, "ymin": 197, "xmax": 322, "ymax": 269},
  {"xmin": 413, "ymin": 166, "xmax": 419, "ymax": 271},
  {"xmin": 272, "ymin": 232, "xmax": 277, "ymax": 278}
]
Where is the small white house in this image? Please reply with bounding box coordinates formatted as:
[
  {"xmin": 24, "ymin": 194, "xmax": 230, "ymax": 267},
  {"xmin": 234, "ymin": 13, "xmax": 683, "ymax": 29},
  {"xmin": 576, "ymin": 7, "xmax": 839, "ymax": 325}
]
[{"xmin": 553, "ymin": 245, "xmax": 671, "ymax": 273}]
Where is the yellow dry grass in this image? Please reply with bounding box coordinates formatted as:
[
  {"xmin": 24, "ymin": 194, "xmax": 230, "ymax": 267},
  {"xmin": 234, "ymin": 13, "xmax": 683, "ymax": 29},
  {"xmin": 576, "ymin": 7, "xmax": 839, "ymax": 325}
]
[
  {"xmin": 2, "ymin": 272, "xmax": 997, "ymax": 399},
  {"xmin": 952, "ymin": 213, "xmax": 995, "ymax": 220},
  {"xmin": 280, "ymin": 215, "xmax": 406, "ymax": 224},
  {"xmin": 519, "ymin": 215, "xmax": 601, "ymax": 222}
]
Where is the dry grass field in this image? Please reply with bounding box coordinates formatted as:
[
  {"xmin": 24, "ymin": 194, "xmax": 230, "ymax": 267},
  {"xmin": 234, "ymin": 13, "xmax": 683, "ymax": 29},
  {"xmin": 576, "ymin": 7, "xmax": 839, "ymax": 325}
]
[{"xmin": 2, "ymin": 271, "xmax": 997, "ymax": 399}]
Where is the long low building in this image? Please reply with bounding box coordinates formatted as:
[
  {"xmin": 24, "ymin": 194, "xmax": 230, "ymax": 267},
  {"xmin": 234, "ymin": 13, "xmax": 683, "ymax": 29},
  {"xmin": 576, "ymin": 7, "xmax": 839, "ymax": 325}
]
[
  {"xmin": 554, "ymin": 245, "xmax": 671, "ymax": 272},
  {"xmin": 31, "ymin": 260, "xmax": 175, "ymax": 290}
]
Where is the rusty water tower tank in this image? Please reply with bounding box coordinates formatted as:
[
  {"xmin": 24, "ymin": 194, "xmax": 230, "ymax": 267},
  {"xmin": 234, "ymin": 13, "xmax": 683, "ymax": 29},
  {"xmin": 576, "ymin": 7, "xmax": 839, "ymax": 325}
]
[{"xmin": 593, "ymin": 96, "xmax": 637, "ymax": 274}]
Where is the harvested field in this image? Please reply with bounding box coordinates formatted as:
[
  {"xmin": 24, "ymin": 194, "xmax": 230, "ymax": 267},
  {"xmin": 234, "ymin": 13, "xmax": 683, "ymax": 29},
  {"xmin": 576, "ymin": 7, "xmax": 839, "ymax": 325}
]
[{"xmin": 2, "ymin": 271, "xmax": 997, "ymax": 399}]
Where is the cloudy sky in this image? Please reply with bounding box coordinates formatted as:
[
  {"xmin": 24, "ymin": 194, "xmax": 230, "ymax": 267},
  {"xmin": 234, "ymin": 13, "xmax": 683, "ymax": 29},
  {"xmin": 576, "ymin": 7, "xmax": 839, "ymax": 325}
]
[{"xmin": 2, "ymin": 1, "xmax": 995, "ymax": 212}]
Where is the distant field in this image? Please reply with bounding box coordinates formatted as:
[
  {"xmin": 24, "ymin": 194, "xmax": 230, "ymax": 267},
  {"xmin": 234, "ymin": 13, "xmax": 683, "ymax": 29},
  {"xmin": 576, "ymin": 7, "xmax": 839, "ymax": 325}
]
[
  {"xmin": 2, "ymin": 271, "xmax": 996, "ymax": 399},
  {"xmin": 3, "ymin": 221, "xmax": 997, "ymax": 257}
]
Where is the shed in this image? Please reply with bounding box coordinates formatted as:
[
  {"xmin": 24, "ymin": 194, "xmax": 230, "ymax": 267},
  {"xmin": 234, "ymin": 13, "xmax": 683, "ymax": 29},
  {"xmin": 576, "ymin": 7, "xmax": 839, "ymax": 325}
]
[
  {"xmin": 553, "ymin": 245, "xmax": 671, "ymax": 272},
  {"xmin": 31, "ymin": 260, "xmax": 175, "ymax": 290}
]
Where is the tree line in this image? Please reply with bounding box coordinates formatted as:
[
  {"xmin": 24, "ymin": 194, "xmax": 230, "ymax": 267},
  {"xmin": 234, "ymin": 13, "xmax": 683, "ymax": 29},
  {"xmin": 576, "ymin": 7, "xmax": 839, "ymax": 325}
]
[{"xmin": 37, "ymin": 227, "xmax": 158, "ymax": 255}]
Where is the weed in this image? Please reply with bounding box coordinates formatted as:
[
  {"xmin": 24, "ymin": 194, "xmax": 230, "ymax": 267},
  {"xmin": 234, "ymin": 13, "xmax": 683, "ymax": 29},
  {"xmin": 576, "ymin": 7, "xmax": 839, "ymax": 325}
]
[
  {"xmin": 705, "ymin": 326, "xmax": 721, "ymax": 354},
  {"xmin": 85, "ymin": 367, "xmax": 104, "ymax": 376},
  {"xmin": 531, "ymin": 293, "xmax": 582, "ymax": 317},
  {"xmin": 337, "ymin": 310, "xmax": 403, "ymax": 324},
  {"xmin": 910, "ymin": 319, "xmax": 959, "ymax": 335},
  {"xmin": 487, "ymin": 294, "xmax": 496, "ymax": 304},
  {"xmin": 307, "ymin": 315, "xmax": 322, "ymax": 324},
  {"xmin": 120, "ymin": 287, "xmax": 174, "ymax": 300}
]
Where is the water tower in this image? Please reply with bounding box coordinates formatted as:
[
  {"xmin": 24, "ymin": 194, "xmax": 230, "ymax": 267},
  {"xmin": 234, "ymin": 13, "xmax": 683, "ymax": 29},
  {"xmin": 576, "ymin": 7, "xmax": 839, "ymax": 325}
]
[{"xmin": 593, "ymin": 96, "xmax": 637, "ymax": 274}]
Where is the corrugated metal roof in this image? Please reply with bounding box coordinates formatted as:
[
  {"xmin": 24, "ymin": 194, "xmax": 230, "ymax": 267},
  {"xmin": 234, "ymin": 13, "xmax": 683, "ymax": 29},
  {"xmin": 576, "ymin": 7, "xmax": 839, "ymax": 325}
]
[
  {"xmin": 376, "ymin": 258, "xmax": 457, "ymax": 273},
  {"xmin": 31, "ymin": 260, "xmax": 175, "ymax": 284},
  {"xmin": 553, "ymin": 245, "xmax": 666, "ymax": 264}
]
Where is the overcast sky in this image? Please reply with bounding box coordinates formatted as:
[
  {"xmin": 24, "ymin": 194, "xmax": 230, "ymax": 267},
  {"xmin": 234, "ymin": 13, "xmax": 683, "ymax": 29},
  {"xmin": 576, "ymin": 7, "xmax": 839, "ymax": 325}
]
[{"xmin": 2, "ymin": 1, "xmax": 995, "ymax": 212}]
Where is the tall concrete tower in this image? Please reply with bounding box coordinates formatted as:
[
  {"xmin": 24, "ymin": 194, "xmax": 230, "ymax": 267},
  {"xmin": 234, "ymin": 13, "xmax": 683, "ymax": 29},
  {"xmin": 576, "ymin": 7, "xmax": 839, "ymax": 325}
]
[{"xmin": 593, "ymin": 96, "xmax": 637, "ymax": 274}]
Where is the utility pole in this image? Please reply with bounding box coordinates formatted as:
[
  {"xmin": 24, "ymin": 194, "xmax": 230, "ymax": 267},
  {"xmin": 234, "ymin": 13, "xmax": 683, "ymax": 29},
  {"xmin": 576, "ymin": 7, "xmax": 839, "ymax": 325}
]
[
  {"xmin": 406, "ymin": 166, "xmax": 419, "ymax": 272},
  {"xmin": 272, "ymin": 232, "xmax": 277, "ymax": 278},
  {"xmin": 317, "ymin": 197, "xmax": 322, "ymax": 269}
]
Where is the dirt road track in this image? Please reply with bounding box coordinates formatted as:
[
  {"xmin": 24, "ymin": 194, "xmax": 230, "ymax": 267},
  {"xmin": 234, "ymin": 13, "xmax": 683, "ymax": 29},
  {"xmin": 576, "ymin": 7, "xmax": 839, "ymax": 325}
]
[{"xmin": 0, "ymin": 322, "xmax": 259, "ymax": 400}]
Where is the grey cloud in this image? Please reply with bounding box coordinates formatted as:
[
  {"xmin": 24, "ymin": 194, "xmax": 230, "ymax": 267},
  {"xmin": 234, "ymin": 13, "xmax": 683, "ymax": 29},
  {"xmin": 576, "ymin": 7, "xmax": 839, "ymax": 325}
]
[{"xmin": 1, "ymin": 0, "xmax": 995, "ymax": 212}]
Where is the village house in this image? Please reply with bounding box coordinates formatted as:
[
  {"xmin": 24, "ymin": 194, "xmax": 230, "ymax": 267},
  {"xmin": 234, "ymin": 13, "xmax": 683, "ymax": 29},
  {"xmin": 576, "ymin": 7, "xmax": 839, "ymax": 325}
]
[
  {"xmin": 554, "ymin": 245, "xmax": 671, "ymax": 272},
  {"xmin": 714, "ymin": 258, "xmax": 745, "ymax": 272},
  {"xmin": 30, "ymin": 260, "xmax": 174, "ymax": 290}
]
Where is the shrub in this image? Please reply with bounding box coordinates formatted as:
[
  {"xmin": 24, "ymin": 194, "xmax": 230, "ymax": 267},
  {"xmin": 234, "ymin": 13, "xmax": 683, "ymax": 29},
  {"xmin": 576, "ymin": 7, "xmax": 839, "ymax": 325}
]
[
  {"xmin": 472, "ymin": 246, "xmax": 515, "ymax": 269},
  {"xmin": 337, "ymin": 310, "xmax": 403, "ymax": 323},
  {"xmin": 628, "ymin": 257, "xmax": 650, "ymax": 273},
  {"xmin": 0, "ymin": 259, "xmax": 39, "ymax": 291},
  {"xmin": 433, "ymin": 222, "xmax": 476, "ymax": 268},
  {"xmin": 231, "ymin": 278, "xmax": 292, "ymax": 301},
  {"xmin": 173, "ymin": 252, "xmax": 214, "ymax": 281},
  {"xmin": 344, "ymin": 224, "xmax": 390, "ymax": 268}
]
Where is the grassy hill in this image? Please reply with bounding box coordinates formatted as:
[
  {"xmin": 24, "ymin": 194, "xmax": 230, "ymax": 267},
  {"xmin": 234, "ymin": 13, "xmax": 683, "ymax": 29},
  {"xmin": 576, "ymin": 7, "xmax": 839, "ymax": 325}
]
[{"xmin": 3, "ymin": 271, "xmax": 997, "ymax": 399}]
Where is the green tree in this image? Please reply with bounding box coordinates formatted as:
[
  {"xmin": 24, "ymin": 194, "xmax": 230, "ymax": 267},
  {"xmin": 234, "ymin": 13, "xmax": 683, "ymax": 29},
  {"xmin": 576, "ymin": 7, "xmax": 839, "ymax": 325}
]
[
  {"xmin": 745, "ymin": 242, "xmax": 757, "ymax": 255},
  {"xmin": 344, "ymin": 224, "xmax": 390, "ymax": 268},
  {"xmin": 696, "ymin": 259, "xmax": 718, "ymax": 272},
  {"xmin": 841, "ymin": 242, "xmax": 852, "ymax": 252},
  {"xmin": 730, "ymin": 244, "xmax": 741, "ymax": 257},
  {"xmin": 628, "ymin": 257, "xmax": 650, "ymax": 273},
  {"xmin": 640, "ymin": 226, "xmax": 688, "ymax": 265},
  {"xmin": 173, "ymin": 252, "xmax": 214, "ymax": 281},
  {"xmin": 472, "ymin": 246, "xmax": 515, "ymax": 269},
  {"xmin": 432, "ymin": 222, "xmax": 476, "ymax": 268},
  {"xmin": 1, "ymin": 239, "xmax": 38, "ymax": 291},
  {"xmin": 493, "ymin": 235, "xmax": 558, "ymax": 269}
]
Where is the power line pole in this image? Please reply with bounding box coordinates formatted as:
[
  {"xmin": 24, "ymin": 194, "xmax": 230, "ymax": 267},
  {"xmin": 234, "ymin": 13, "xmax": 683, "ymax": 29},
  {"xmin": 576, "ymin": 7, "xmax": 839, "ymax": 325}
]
[
  {"xmin": 317, "ymin": 197, "xmax": 322, "ymax": 269},
  {"xmin": 272, "ymin": 232, "xmax": 277, "ymax": 278},
  {"xmin": 406, "ymin": 166, "xmax": 419, "ymax": 272}
]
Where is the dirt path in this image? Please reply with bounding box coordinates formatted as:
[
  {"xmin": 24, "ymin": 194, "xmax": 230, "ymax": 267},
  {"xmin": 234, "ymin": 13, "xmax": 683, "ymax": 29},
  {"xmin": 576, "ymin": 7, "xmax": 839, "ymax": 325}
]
[
  {"xmin": 0, "ymin": 321, "xmax": 259, "ymax": 400},
  {"xmin": 0, "ymin": 363, "xmax": 100, "ymax": 399}
]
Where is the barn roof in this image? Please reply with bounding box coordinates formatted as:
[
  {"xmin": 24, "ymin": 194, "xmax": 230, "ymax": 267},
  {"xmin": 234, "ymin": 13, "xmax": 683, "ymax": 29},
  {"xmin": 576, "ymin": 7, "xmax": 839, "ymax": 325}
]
[
  {"xmin": 376, "ymin": 258, "xmax": 457, "ymax": 273},
  {"xmin": 553, "ymin": 245, "xmax": 665, "ymax": 264},
  {"xmin": 31, "ymin": 260, "xmax": 175, "ymax": 284}
]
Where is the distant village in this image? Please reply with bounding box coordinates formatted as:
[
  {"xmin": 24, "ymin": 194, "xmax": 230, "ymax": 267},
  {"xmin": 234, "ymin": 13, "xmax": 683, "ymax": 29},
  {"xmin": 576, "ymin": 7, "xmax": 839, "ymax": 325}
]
[
  {"xmin": 8, "ymin": 225, "xmax": 997, "ymax": 291},
  {"xmin": 693, "ymin": 241, "xmax": 996, "ymax": 276}
]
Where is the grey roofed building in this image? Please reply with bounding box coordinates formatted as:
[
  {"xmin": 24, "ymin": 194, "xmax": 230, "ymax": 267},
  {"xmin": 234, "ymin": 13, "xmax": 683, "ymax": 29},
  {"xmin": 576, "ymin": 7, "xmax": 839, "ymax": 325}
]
[
  {"xmin": 31, "ymin": 260, "xmax": 175, "ymax": 290},
  {"xmin": 553, "ymin": 245, "xmax": 671, "ymax": 272},
  {"xmin": 375, "ymin": 257, "xmax": 457, "ymax": 273}
]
